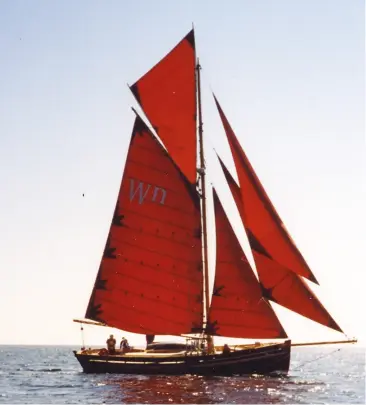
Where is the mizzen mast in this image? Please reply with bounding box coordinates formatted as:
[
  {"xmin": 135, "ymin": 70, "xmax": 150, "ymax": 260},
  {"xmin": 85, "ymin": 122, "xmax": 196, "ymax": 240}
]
[{"xmin": 196, "ymin": 58, "xmax": 212, "ymax": 349}]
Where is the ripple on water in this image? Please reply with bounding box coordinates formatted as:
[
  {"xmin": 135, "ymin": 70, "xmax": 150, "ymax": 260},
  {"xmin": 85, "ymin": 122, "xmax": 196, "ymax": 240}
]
[{"xmin": 0, "ymin": 346, "xmax": 364, "ymax": 404}]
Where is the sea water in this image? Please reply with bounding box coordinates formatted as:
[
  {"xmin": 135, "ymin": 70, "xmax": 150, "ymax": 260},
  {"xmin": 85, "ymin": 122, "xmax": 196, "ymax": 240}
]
[{"xmin": 0, "ymin": 345, "xmax": 364, "ymax": 404}]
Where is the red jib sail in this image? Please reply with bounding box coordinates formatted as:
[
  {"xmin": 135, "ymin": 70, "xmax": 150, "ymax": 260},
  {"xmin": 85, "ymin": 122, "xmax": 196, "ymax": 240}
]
[
  {"xmin": 85, "ymin": 114, "xmax": 203, "ymax": 335},
  {"xmin": 130, "ymin": 30, "xmax": 197, "ymax": 184},
  {"xmin": 218, "ymin": 156, "xmax": 343, "ymax": 333},
  {"xmin": 208, "ymin": 189, "xmax": 287, "ymax": 339},
  {"xmin": 214, "ymin": 95, "xmax": 319, "ymax": 284}
]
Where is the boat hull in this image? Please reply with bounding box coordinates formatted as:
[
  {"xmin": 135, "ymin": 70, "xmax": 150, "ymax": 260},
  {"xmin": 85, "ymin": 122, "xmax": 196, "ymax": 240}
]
[{"xmin": 73, "ymin": 340, "xmax": 291, "ymax": 376}]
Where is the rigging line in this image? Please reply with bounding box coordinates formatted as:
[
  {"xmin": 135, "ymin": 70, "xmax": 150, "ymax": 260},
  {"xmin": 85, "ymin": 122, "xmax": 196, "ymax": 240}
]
[
  {"xmin": 342, "ymin": 332, "xmax": 357, "ymax": 342},
  {"xmin": 292, "ymin": 348, "xmax": 341, "ymax": 372}
]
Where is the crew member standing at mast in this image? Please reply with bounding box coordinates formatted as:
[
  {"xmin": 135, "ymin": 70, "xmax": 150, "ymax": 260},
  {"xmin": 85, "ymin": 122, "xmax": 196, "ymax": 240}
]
[{"xmin": 106, "ymin": 334, "xmax": 116, "ymax": 354}]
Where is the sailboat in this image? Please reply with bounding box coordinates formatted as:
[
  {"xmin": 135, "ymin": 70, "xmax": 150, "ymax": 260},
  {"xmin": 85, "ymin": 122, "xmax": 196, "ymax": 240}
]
[{"xmin": 73, "ymin": 29, "xmax": 356, "ymax": 375}]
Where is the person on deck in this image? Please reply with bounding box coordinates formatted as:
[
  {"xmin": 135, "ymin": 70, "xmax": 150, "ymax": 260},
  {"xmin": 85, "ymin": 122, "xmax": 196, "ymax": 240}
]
[
  {"xmin": 106, "ymin": 334, "xmax": 116, "ymax": 354},
  {"xmin": 208, "ymin": 337, "xmax": 215, "ymax": 354},
  {"xmin": 145, "ymin": 334, "xmax": 155, "ymax": 348},
  {"xmin": 120, "ymin": 337, "xmax": 130, "ymax": 353},
  {"xmin": 222, "ymin": 344, "xmax": 231, "ymax": 356}
]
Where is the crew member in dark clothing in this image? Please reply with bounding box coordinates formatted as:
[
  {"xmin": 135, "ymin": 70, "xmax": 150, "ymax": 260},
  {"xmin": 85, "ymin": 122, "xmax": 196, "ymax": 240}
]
[
  {"xmin": 106, "ymin": 334, "xmax": 116, "ymax": 354},
  {"xmin": 146, "ymin": 334, "xmax": 155, "ymax": 348},
  {"xmin": 222, "ymin": 344, "xmax": 231, "ymax": 356}
]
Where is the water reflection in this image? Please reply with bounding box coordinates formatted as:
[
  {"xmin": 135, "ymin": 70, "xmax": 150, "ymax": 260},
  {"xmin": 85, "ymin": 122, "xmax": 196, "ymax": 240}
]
[{"xmin": 99, "ymin": 374, "xmax": 304, "ymax": 404}]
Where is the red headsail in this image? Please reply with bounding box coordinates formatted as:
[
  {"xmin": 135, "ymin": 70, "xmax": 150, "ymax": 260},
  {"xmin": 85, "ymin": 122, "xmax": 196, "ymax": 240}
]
[
  {"xmin": 85, "ymin": 114, "xmax": 203, "ymax": 335},
  {"xmin": 218, "ymin": 156, "xmax": 342, "ymax": 333},
  {"xmin": 208, "ymin": 190, "xmax": 287, "ymax": 339},
  {"xmin": 214, "ymin": 95, "xmax": 319, "ymax": 284},
  {"xmin": 130, "ymin": 30, "xmax": 197, "ymax": 184}
]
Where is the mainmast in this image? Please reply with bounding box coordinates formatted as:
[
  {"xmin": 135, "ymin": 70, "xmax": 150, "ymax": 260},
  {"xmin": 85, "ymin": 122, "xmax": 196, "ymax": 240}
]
[{"xmin": 196, "ymin": 58, "xmax": 212, "ymax": 350}]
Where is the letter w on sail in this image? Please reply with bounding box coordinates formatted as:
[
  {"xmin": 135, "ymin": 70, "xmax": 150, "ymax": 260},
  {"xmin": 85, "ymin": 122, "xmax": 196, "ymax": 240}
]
[{"xmin": 129, "ymin": 179, "xmax": 167, "ymax": 205}]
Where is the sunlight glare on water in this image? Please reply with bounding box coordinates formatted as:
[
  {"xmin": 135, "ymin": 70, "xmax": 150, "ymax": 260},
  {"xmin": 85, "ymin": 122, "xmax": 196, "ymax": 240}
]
[{"xmin": 0, "ymin": 345, "xmax": 364, "ymax": 404}]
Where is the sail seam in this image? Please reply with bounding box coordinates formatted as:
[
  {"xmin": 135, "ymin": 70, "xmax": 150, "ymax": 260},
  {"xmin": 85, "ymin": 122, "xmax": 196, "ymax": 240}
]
[
  {"xmin": 103, "ymin": 271, "xmax": 200, "ymax": 297},
  {"xmin": 127, "ymin": 159, "xmax": 192, "ymax": 183},
  {"xmin": 210, "ymin": 319, "xmax": 284, "ymax": 329},
  {"xmin": 98, "ymin": 296, "xmax": 199, "ymax": 323},
  {"xmin": 104, "ymin": 260, "xmax": 200, "ymax": 283},
  {"xmin": 107, "ymin": 238, "xmax": 200, "ymax": 264},
  {"xmin": 120, "ymin": 207, "xmax": 199, "ymax": 232},
  {"xmin": 111, "ymin": 228, "xmax": 200, "ymax": 250},
  {"xmin": 99, "ymin": 317, "xmax": 177, "ymax": 335}
]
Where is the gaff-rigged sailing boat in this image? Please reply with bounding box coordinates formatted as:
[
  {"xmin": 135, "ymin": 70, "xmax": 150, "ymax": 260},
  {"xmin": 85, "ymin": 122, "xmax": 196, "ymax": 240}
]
[{"xmin": 73, "ymin": 29, "xmax": 355, "ymax": 375}]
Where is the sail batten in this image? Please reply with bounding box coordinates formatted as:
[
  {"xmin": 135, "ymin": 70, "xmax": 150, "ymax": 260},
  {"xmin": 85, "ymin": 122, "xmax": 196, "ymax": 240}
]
[
  {"xmin": 208, "ymin": 190, "xmax": 287, "ymax": 339},
  {"xmin": 213, "ymin": 95, "xmax": 319, "ymax": 285},
  {"xmin": 130, "ymin": 30, "xmax": 197, "ymax": 183},
  {"xmin": 217, "ymin": 155, "xmax": 343, "ymax": 333},
  {"xmin": 85, "ymin": 114, "xmax": 203, "ymax": 335}
]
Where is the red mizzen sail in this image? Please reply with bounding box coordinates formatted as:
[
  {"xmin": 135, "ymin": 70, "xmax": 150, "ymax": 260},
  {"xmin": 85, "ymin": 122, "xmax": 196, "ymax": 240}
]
[
  {"xmin": 208, "ymin": 189, "xmax": 287, "ymax": 339},
  {"xmin": 214, "ymin": 95, "xmax": 318, "ymax": 284},
  {"xmin": 218, "ymin": 156, "xmax": 343, "ymax": 333},
  {"xmin": 130, "ymin": 30, "xmax": 197, "ymax": 184},
  {"xmin": 85, "ymin": 114, "xmax": 203, "ymax": 335}
]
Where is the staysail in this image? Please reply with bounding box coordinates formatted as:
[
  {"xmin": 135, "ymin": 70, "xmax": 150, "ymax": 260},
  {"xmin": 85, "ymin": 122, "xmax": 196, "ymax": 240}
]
[
  {"xmin": 207, "ymin": 189, "xmax": 287, "ymax": 339},
  {"xmin": 217, "ymin": 146, "xmax": 343, "ymax": 333},
  {"xmin": 130, "ymin": 30, "xmax": 197, "ymax": 184},
  {"xmin": 85, "ymin": 114, "xmax": 204, "ymax": 335},
  {"xmin": 214, "ymin": 95, "xmax": 319, "ymax": 284}
]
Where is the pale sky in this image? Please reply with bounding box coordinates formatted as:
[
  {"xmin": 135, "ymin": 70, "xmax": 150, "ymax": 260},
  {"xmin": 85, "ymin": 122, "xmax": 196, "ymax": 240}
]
[{"xmin": 0, "ymin": 0, "xmax": 364, "ymax": 347}]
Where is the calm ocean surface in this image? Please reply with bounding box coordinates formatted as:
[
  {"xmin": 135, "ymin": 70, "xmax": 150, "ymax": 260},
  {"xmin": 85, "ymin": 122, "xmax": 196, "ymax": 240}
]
[{"xmin": 0, "ymin": 345, "xmax": 364, "ymax": 404}]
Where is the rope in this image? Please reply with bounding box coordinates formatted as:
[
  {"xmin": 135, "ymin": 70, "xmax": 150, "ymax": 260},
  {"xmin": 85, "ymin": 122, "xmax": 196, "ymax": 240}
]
[{"xmin": 293, "ymin": 347, "xmax": 341, "ymax": 371}]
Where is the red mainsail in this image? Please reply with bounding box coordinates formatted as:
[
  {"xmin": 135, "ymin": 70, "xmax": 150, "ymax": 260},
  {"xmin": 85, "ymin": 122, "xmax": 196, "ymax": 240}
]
[
  {"xmin": 208, "ymin": 190, "xmax": 287, "ymax": 339},
  {"xmin": 130, "ymin": 30, "xmax": 197, "ymax": 184},
  {"xmin": 85, "ymin": 114, "xmax": 203, "ymax": 335},
  {"xmin": 214, "ymin": 95, "xmax": 319, "ymax": 284},
  {"xmin": 218, "ymin": 156, "xmax": 343, "ymax": 333}
]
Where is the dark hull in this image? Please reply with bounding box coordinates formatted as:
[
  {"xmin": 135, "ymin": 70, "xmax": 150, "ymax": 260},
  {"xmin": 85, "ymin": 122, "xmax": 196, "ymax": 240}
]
[{"xmin": 74, "ymin": 340, "xmax": 291, "ymax": 376}]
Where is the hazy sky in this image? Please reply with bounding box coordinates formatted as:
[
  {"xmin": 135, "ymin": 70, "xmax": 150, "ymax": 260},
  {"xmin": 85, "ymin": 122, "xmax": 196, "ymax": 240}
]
[{"xmin": 0, "ymin": 0, "xmax": 364, "ymax": 347}]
